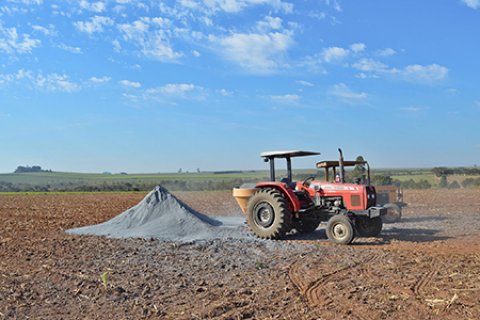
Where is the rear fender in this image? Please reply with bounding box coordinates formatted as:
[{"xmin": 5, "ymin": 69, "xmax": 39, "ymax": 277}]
[{"xmin": 255, "ymin": 182, "xmax": 301, "ymax": 212}]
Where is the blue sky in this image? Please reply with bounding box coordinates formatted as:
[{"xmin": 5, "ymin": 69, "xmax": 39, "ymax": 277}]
[{"xmin": 1, "ymin": 0, "xmax": 479, "ymax": 173}]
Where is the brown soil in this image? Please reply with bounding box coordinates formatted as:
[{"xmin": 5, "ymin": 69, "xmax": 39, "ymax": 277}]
[{"xmin": 1, "ymin": 189, "xmax": 480, "ymax": 319}]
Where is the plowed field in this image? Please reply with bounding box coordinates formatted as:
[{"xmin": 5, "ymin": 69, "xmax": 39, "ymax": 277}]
[{"xmin": 1, "ymin": 189, "xmax": 480, "ymax": 319}]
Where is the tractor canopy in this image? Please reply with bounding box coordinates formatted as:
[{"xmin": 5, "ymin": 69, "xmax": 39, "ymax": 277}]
[
  {"xmin": 316, "ymin": 159, "xmax": 371, "ymax": 185},
  {"xmin": 260, "ymin": 150, "xmax": 320, "ymax": 182}
]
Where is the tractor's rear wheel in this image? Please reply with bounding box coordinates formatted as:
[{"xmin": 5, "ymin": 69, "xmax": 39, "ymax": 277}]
[
  {"xmin": 382, "ymin": 203, "xmax": 402, "ymax": 224},
  {"xmin": 326, "ymin": 215, "xmax": 355, "ymax": 244},
  {"xmin": 246, "ymin": 188, "xmax": 292, "ymax": 240},
  {"xmin": 355, "ymin": 216, "xmax": 383, "ymax": 237}
]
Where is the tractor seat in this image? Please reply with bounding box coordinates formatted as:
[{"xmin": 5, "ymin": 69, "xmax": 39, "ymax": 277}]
[{"xmin": 280, "ymin": 177, "xmax": 296, "ymax": 189}]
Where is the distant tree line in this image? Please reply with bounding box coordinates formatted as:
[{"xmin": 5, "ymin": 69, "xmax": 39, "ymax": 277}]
[
  {"xmin": 371, "ymin": 175, "xmax": 433, "ymax": 189},
  {"xmin": 432, "ymin": 167, "xmax": 480, "ymax": 177},
  {"xmin": 0, "ymin": 178, "xmax": 258, "ymax": 192},
  {"xmin": 372, "ymin": 174, "xmax": 480, "ymax": 189},
  {"xmin": 14, "ymin": 165, "xmax": 51, "ymax": 173},
  {"xmin": 2, "ymin": 165, "xmax": 480, "ymax": 192}
]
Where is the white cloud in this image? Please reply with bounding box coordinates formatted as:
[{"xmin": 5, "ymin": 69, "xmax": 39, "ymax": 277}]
[
  {"xmin": 119, "ymin": 79, "xmax": 141, "ymax": 88},
  {"xmin": 200, "ymin": 0, "xmax": 294, "ymax": 14},
  {"xmin": 0, "ymin": 69, "xmax": 33, "ymax": 86},
  {"xmin": 74, "ymin": 16, "xmax": 113, "ymax": 34},
  {"xmin": 322, "ymin": 46, "xmax": 349, "ymax": 62},
  {"xmin": 354, "ymin": 73, "xmax": 367, "ymax": 79},
  {"xmin": 202, "ymin": 17, "xmax": 213, "ymax": 27},
  {"xmin": 352, "ymin": 58, "xmax": 448, "ymax": 84},
  {"xmin": 142, "ymin": 36, "xmax": 183, "ymax": 61},
  {"xmin": 32, "ymin": 24, "xmax": 57, "ymax": 37},
  {"xmin": 117, "ymin": 17, "xmax": 182, "ymax": 62},
  {"xmin": 296, "ymin": 80, "xmax": 314, "ymax": 87},
  {"xmin": 192, "ymin": 50, "xmax": 200, "ymax": 57},
  {"xmin": 35, "ymin": 73, "xmax": 80, "ymax": 92},
  {"xmin": 0, "ymin": 74, "xmax": 13, "ymax": 86},
  {"xmin": 89, "ymin": 76, "xmax": 111, "ymax": 84},
  {"xmin": 79, "ymin": 0, "xmax": 106, "ymax": 13},
  {"xmin": 58, "ymin": 43, "xmax": 82, "ymax": 54},
  {"xmin": 142, "ymin": 83, "xmax": 205, "ymax": 101},
  {"xmin": 215, "ymin": 31, "xmax": 293, "ymax": 73},
  {"xmin": 15, "ymin": 69, "xmax": 33, "ymax": 80},
  {"xmin": 352, "ymin": 58, "xmax": 390, "ymax": 73},
  {"xmin": 0, "ymin": 25, "xmax": 40, "ymax": 54},
  {"xmin": 218, "ymin": 88, "xmax": 232, "ymax": 96},
  {"xmin": 402, "ymin": 64, "xmax": 448, "ymax": 84},
  {"xmin": 157, "ymin": 83, "xmax": 196, "ymax": 94},
  {"xmin": 0, "ymin": 69, "xmax": 80, "ymax": 92},
  {"xmin": 324, "ymin": 0, "xmax": 342, "ymax": 12},
  {"xmin": 329, "ymin": 83, "xmax": 367, "ymax": 103},
  {"xmin": 257, "ymin": 16, "xmax": 283, "ymax": 32},
  {"xmin": 118, "ymin": 18, "xmax": 154, "ymax": 40},
  {"xmin": 461, "ymin": 0, "xmax": 480, "ymax": 9},
  {"xmin": 270, "ymin": 94, "xmax": 300, "ymax": 104},
  {"xmin": 377, "ymin": 48, "xmax": 396, "ymax": 57},
  {"xmin": 446, "ymin": 88, "xmax": 458, "ymax": 95},
  {"xmin": 8, "ymin": 0, "xmax": 43, "ymax": 4},
  {"xmin": 400, "ymin": 106, "xmax": 424, "ymax": 113},
  {"xmin": 204, "ymin": 0, "xmax": 243, "ymax": 13},
  {"xmin": 309, "ymin": 11, "xmax": 327, "ymax": 20},
  {"xmin": 350, "ymin": 42, "xmax": 366, "ymax": 53},
  {"xmin": 112, "ymin": 39, "xmax": 121, "ymax": 52},
  {"xmin": 179, "ymin": 0, "xmax": 199, "ymax": 10}
]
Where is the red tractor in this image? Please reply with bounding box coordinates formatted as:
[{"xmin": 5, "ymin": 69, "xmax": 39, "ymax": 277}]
[{"xmin": 233, "ymin": 149, "xmax": 386, "ymax": 244}]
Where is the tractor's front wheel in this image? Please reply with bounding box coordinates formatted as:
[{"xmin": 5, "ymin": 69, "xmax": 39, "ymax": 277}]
[
  {"xmin": 326, "ymin": 215, "xmax": 355, "ymax": 244},
  {"xmin": 355, "ymin": 216, "xmax": 383, "ymax": 237},
  {"xmin": 246, "ymin": 188, "xmax": 292, "ymax": 239}
]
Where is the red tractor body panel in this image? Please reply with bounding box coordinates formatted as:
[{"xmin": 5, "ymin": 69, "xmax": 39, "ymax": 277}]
[
  {"xmin": 257, "ymin": 180, "xmax": 376, "ymax": 214},
  {"xmin": 307, "ymin": 181, "xmax": 375, "ymax": 211},
  {"xmin": 255, "ymin": 182, "xmax": 302, "ymax": 212}
]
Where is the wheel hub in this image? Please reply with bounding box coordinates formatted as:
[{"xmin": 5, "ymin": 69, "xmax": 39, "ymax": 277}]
[
  {"xmin": 333, "ymin": 223, "xmax": 347, "ymax": 239},
  {"xmin": 254, "ymin": 202, "xmax": 274, "ymax": 228}
]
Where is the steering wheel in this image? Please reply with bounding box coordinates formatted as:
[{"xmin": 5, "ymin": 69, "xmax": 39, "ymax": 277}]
[{"xmin": 302, "ymin": 176, "xmax": 316, "ymax": 187}]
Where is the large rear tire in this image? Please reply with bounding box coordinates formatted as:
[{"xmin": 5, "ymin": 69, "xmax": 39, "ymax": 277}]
[
  {"xmin": 355, "ymin": 216, "xmax": 383, "ymax": 237},
  {"xmin": 326, "ymin": 215, "xmax": 355, "ymax": 245},
  {"xmin": 246, "ymin": 188, "xmax": 292, "ymax": 239},
  {"xmin": 382, "ymin": 203, "xmax": 402, "ymax": 224}
]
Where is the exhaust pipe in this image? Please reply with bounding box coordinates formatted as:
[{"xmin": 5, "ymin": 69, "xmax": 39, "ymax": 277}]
[{"xmin": 338, "ymin": 148, "xmax": 345, "ymax": 183}]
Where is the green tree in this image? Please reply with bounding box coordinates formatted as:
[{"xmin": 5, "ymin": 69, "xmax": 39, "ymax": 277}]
[
  {"xmin": 432, "ymin": 167, "xmax": 454, "ymax": 177},
  {"xmin": 372, "ymin": 174, "xmax": 393, "ymax": 186}
]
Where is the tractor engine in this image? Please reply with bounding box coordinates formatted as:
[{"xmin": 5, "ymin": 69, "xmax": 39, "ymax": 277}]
[{"xmin": 298, "ymin": 180, "xmax": 377, "ymax": 214}]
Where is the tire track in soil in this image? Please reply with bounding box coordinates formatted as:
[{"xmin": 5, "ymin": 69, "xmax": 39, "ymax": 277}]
[
  {"xmin": 412, "ymin": 258, "xmax": 440, "ymax": 298},
  {"xmin": 288, "ymin": 257, "xmax": 310, "ymax": 293},
  {"xmin": 410, "ymin": 257, "xmax": 458, "ymax": 319},
  {"xmin": 406, "ymin": 256, "xmax": 460, "ymax": 319},
  {"xmin": 357, "ymin": 252, "xmax": 385, "ymax": 283},
  {"xmin": 289, "ymin": 254, "xmax": 380, "ymax": 320}
]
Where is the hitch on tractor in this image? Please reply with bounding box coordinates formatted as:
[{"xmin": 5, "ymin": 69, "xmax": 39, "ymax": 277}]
[{"xmin": 233, "ymin": 149, "xmax": 387, "ymax": 244}]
